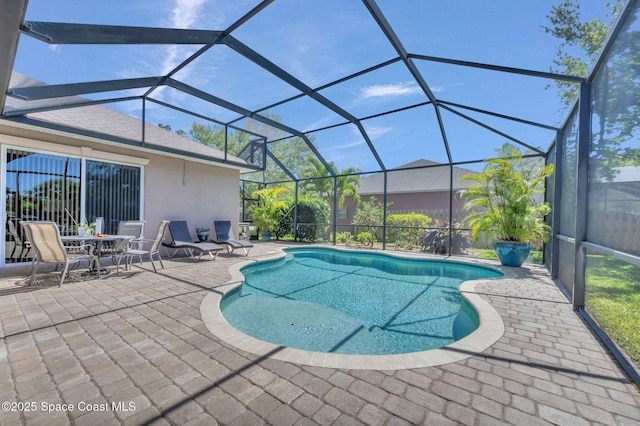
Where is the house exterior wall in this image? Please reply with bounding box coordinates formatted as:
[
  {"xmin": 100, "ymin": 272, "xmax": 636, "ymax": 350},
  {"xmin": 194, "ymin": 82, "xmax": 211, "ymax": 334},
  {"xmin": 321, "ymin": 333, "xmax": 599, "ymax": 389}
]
[
  {"xmin": 145, "ymin": 154, "xmax": 239, "ymax": 238},
  {"xmin": 1, "ymin": 123, "xmax": 241, "ymax": 247}
]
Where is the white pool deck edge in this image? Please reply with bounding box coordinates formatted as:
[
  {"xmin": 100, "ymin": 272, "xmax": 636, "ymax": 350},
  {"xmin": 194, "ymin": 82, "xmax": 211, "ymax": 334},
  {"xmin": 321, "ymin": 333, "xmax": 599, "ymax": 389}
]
[{"xmin": 200, "ymin": 245, "xmax": 512, "ymax": 370}]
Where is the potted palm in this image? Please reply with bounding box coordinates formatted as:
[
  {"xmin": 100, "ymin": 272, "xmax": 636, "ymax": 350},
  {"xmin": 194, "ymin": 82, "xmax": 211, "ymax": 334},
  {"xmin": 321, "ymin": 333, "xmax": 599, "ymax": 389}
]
[
  {"xmin": 459, "ymin": 144, "xmax": 555, "ymax": 267},
  {"xmin": 250, "ymin": 186, "xmax": 287, "ymax": 241}
]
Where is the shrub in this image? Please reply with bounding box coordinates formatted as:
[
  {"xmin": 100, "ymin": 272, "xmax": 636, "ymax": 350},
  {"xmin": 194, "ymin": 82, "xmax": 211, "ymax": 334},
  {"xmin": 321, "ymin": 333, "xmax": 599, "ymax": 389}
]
[
  {"xmin": 275, "ymin": 198, "xmax": 330, "ymax": 242},
  {"xmin": 352, "ymin": 196, "xmax": 391, "ymax": 240},
  {"xmin": 249, "ymin": 187, "xmax": 288, "ymax": 233},
  {"xmin": 354, "ymin": 231, "xmax": 376, "ymax": 247},
  {"xmin": 334, "ymin": 232, "xmax": 348, "ymax": 244},
  {"xmin": 386, "ymin": 213, "xmax": 432, "ymax": 248}
]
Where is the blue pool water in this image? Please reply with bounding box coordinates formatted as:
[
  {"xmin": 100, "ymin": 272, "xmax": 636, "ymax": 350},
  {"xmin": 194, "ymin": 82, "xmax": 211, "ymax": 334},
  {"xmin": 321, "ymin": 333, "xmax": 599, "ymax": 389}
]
[{"xmin": 221, "ymin": 248, "xmax": 502, "ymax": 355}]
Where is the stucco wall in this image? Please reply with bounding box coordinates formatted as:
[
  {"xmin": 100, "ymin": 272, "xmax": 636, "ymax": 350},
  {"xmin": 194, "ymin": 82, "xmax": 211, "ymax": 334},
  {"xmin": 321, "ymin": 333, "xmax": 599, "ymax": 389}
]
[{"xmin": 144, "ymin": 155, "xmax": 240, "ymax": 239}]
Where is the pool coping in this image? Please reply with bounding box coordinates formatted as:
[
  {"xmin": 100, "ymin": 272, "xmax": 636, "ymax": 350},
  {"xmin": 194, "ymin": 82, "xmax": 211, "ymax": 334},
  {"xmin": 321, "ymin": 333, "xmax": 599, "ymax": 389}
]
[{"xmin": 200, "ymin": 245, "xmax": 512, "ymax": 370}]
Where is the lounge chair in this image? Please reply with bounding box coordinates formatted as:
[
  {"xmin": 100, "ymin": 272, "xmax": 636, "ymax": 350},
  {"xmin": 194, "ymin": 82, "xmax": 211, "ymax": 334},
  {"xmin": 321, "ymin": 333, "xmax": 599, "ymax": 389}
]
[
  {"xmin": 19, "ymin": 221, "xmax": 94, "ymax": 286},
  {"xmin": 212, "ymin": 220, "xmax": 253, "ymax": 256},
  {"xmin": 163, "ymin": 221, "xmax": 223, "ymax": 261}
]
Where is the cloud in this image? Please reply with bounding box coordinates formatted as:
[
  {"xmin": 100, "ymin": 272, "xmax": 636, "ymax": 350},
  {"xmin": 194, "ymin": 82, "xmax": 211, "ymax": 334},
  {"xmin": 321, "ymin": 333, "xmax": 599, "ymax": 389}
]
[
  {"xmin": 48, "ymin": 45, "xmax": 61, "ymax": 53},
  {"xmin": 333, "ymin": 139, "xmax": 365, "ymax": 150},
  {"xmin": 362, "ymin": 124, "xmax": 392, "ymax": 139},
  {"xmin": 429, "ymin": 82, "xmax": 464, "ymax": 93},
  {"xmin": 170, "ymin": 0, "xmax": 207, "ymax": 28},
  {"xmin": 160, "ymin": 0, "xmax": 208, "ymax": 74},
  {"xmin": 359, "ymin": 82, "xmax": 421, "ymax": 99}
]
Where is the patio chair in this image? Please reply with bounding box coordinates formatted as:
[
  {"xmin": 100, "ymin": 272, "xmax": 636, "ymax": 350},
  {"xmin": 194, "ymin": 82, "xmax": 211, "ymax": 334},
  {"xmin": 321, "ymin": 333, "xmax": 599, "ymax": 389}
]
[
  {"xmin": 7, "ymin": 219, "xmax": 31, "ymax": 261},
  {"xmin": 104, "ymin": 220, "xmax": 145, "ymax": 274},
  {"xmin": 19, "ymin": 221, "xmax": 94, "ymax": 287},
  {"xmin": 125, "ymin": 220, "xmax": 169, "ymax": 273},
  {"xmin": 212, "ymin": 220, "xmax": 253, "ymax": 256},
  {"xmin": 163, "ymin": 221, "xmax": 223, "ymax": 261}
]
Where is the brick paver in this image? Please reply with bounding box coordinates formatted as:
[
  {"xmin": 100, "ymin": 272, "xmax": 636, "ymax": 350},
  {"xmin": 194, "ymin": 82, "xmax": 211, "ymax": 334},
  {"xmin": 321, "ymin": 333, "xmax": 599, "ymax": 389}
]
[{"xmin": 1, "ymin": 242, "xmax": 639, "ymax": 425}]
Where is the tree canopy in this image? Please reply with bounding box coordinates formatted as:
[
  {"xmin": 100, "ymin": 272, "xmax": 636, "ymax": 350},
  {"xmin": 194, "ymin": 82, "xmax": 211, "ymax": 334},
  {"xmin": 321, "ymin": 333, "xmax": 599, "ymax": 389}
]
[{"xmin": 542, "ymin": 0, "xmax": 623, "ymax": 106}]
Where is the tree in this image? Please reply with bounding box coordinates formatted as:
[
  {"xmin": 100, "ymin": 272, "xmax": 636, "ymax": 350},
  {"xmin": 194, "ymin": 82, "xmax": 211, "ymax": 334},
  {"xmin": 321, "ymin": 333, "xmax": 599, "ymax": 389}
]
[
  {"xmin": 300, "ymin": 158, "xmax": 361, "ymax": 209},
  {"xmin": 542, "ymin": 0, "xmax": 623, "ymax": 106},
  {"xmin": 544, "ymin": 0, "xmax": 640, "ymax": 181},
  {"xmin": 335, "ymin": 167, "xmax": 361, "ymax": 209},
  {"xmin": 266, "ymin": 137, "xmax": 316, "ymax": 182},
  {"xmin": 301, "ymin": 157, "xmax": 332, "ymax": 198},
  {"xmin": 158, "ymin": 122, "xmax": 252, "ymax": 155}
]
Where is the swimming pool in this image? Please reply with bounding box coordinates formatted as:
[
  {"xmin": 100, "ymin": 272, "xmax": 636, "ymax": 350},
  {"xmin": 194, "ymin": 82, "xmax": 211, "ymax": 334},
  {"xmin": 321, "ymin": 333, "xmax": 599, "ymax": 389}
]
[{"xmin": 220, "ymin": 247, "xmax": 502, "ymax": 355}]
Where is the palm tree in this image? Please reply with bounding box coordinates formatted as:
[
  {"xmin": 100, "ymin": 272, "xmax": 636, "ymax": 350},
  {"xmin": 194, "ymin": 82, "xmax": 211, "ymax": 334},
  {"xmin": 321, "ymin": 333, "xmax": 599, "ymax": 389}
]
[
  {"xmin": 335, "ymin": 167, "xmax": 361, "ymax": 208},
  {"xmin": 301, "ymin": 157, "xmax": 361, "ymax": 208},
  {"xmin": 301, "ymin": 157, "xmax": 333, "ymax": 198}
]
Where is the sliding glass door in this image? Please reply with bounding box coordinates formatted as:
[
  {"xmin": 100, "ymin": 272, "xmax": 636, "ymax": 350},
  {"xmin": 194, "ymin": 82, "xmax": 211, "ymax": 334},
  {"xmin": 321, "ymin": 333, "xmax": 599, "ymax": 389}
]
[{"xmin": 4, "ymin": 147, "xmax": 142, "ymax": 264}]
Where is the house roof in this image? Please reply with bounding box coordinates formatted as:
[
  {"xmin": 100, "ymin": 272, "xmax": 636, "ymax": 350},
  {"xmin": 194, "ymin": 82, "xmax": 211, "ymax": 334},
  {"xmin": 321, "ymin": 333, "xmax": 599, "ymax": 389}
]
[
  {"xmin": 2, "ymin": 72, "xmax": 252, "ymax": 170},
  {"xmin": 358, "ymin": 159, "xmax": 479, "ymax": 195}
]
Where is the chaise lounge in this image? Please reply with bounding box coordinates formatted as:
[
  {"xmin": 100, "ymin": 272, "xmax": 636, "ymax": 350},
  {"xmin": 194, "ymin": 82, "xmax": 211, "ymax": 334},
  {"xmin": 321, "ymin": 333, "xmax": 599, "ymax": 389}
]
[
  {"xmin": 163, "ymin": 221, "xmax": 223, "ymax": 261},
  {"xmin": 212, "ymin": 220, "xmax": 253, "ymax": 256}
]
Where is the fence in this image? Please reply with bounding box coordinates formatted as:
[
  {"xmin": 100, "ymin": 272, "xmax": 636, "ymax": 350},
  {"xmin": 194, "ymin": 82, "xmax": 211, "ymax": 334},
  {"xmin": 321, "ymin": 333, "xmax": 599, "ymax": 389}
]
[{"xmin": 590, "ymin": 210, "xmax": 640, "ymax": 256}]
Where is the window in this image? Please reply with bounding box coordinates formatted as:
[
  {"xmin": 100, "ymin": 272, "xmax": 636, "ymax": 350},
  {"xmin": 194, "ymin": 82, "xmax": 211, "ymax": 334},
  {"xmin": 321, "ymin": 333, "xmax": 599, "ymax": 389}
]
[
  {"xmin": 85, "ymin": 160, "xmax": 142, "ymax": 234},
  {"xmin": 4, "ymin": 148, "xmax": 142, "ymax": 264}
]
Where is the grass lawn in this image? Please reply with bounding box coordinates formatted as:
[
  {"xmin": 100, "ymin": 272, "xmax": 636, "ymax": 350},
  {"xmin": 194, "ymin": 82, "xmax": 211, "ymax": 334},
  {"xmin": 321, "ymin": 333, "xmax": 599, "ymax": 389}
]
[
  {"xmin": 468, "ymin": 248, "xmax": 543, "ymax": 264},
  {"xmin": 469, "ymin": 250, "xmax": 638, "ymax": 364},
  {"xmin": 585, "ymin": 255, "xmax": 640, "ymax": 365}
]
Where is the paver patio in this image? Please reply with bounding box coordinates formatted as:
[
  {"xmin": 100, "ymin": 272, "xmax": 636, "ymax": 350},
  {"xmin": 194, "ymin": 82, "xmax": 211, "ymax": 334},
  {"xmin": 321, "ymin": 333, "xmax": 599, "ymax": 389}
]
[{"xmin": 0, "ymin": 242, "xmax": 639, "ymax": 425}]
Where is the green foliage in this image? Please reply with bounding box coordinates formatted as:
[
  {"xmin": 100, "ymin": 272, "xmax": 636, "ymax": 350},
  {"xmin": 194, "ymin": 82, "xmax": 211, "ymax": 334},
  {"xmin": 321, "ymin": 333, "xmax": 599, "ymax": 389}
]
[
  {"xmin": 249, "ymin": 186, "xmax": 288, "ymax": 232},
  {"xmin": 586, "ymin": 254, "xmax": 640, "ymax": 363},
  {"xmin": 158, "ymin": 122, "xmax": 250, "ymax": 155},
  {"xmin": 301, "ymin": 157, "xmax": 333, "ymax": 197},
  {"xmin": 385, "ymin": 213, "xmax": 432, "ymax": 249},
  {"xmin": 77, "ymin": 221, "xmax": 96, "ymax": 235},
  {"xmin": 354, "ymin": 231, "xmax": 376, "ymax": 247},
  {"xmin": 352, "ymin": 196, "xmax": 391, "ymax": 238},
  {"xmin": 189, "ymin": 122, "xmax": 251, "ymax": 156},
  {"xmin": 334, "ymin": 232, "xmax": 348, "ymax": 244},
  {"xmin": 459, "ymin": 144, "xmax": 555, "ymax": 244},
  {"xmin": 543, "ymin": 0, "xmax": 622, "ymax": 106},
  {"xmin": 544, "ymin": 0, "xmax": 640, "ymax": 185},
  {"xmin": 335, "ymin": 168, "xmax": 361, "ymax": 209},
  {"xmin": 161, "ymin": 113, "xmax": 316, "ymax": 182},
  {"xmin": 300, "ymin": 158, "xmax": 361, "ymax": 209},
  {"xmin": 266, "ymin": 137, "xmax": 314, "ymax": 183},
  {"xmin": 275, "ymin": 198, "xmax": 330, "ymax": 242},
  {"xmin": 468, "ymin": 248, "xmax": 543, "ymax": 264},
  {"xmin": 245, "ymin": 112, "xmax": 317, "ymax": 183}
]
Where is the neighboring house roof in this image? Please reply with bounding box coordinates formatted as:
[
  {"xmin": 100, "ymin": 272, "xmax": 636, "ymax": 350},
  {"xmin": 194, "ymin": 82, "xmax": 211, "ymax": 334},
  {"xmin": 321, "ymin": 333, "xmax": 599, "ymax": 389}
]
[
  {"xmin": 611, "ymin": 166, "xmax": 640, "ymax": 183},
  {"xmin": 358, "ymin": 159, "xmax": 479, "ymax": 195},
  {"xmin": 2, "ymin": 72, "xmax": 250, "ymax": 169},
  {"xmin": 596, "ymin": 165, "xmax": 640, "ymax": 198}
]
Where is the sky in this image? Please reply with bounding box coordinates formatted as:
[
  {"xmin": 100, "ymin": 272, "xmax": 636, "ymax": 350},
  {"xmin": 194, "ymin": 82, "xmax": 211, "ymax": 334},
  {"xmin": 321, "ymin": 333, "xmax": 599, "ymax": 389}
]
[{"xmin": 10, "ymin": 0, "xmax": 614, "ymax": 175}]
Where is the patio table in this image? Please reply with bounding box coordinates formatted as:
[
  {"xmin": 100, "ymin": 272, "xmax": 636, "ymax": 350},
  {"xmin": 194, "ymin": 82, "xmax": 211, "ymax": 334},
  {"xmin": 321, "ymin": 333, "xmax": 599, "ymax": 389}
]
[{"xmin": 61, "ymin": 234, "xmax": 136, "ymax": 276}]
